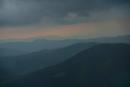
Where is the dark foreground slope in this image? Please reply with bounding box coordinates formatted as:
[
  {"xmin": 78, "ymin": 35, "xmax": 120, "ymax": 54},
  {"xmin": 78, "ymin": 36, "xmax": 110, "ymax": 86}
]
[
  {"xmin": 3, "ymin": 44, "xmax": 130, "ymax": 87},
  {"xmin": 0, "ymin": 43, "xmax": 95, "ymax": 83}
]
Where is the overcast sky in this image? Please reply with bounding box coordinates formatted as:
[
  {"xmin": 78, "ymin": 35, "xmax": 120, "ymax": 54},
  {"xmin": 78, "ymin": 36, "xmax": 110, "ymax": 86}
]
[{"xmin": 0, "ymin": 0, "xmax": 130, "ymax": 40}]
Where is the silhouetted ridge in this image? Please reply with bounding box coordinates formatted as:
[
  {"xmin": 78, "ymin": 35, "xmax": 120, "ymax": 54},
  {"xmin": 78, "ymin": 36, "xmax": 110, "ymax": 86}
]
[
  {"xmin": 3, "ymin": 44, "xmax": 130, "ymax": 87},
  {"xmin": 0, "ymin": 42, "xmax": 96, "ymax": 80}
]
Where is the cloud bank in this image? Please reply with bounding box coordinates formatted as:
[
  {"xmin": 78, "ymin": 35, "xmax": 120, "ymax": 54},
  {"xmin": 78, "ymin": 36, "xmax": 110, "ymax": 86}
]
[{"xmin": 0, "ymin": 0, "xmax": 129, "ymax": 27}]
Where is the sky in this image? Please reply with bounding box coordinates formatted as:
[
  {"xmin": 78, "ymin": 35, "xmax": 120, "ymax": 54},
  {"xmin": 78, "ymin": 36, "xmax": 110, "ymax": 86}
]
[{"xmin": 0, "ymin": 0, "xmax": 130, "ymax": 40}]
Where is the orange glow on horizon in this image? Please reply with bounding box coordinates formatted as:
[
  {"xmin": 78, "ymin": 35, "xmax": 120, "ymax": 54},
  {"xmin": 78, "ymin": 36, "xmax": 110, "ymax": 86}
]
[{"xmin": 0, "ymin": 19, "xmax": 129, "ymax": 40}]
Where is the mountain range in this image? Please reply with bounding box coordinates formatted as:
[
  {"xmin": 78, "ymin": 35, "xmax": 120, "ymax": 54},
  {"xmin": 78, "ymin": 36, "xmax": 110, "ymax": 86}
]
[
  {"xmin": 2, "ymin": 43, "xmax": 130, "ymax": 87},
  {"xmin": 0, "ymin": 35, "xmax": 130, "ymax": 57},
  {"xmin": 0, "ymin": 43, "xmax": 96, "ymax": 82}
]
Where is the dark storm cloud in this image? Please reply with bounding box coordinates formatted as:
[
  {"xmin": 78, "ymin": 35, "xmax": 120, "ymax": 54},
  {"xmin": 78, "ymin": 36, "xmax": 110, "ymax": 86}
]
[{"xmin": 0, "ymin": 0, "xmax": 129, "ymax": 27}]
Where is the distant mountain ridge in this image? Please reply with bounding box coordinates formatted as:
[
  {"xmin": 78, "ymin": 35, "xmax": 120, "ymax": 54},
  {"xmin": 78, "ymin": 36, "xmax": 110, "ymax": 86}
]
[
  {"xmin": 0, "ymin": 39, "xmax": 80, "ymax": 54},
  {"xmin": 88, "ymin": 35, "xmax": 130, "ymax": 43},
  {"xmin": 0, "ymin": 35, "xmax": 130, "ymax": 56}
]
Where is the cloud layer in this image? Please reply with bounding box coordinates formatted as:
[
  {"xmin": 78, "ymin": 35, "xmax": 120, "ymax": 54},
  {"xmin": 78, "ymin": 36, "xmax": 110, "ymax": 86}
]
[
  {"xmin": 0, "ymin": 0, "xmax": 129, "ymax": 40},
  {"xmin": 0, "ymin": 0, "xmax": 129, "ymax": 27}
]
